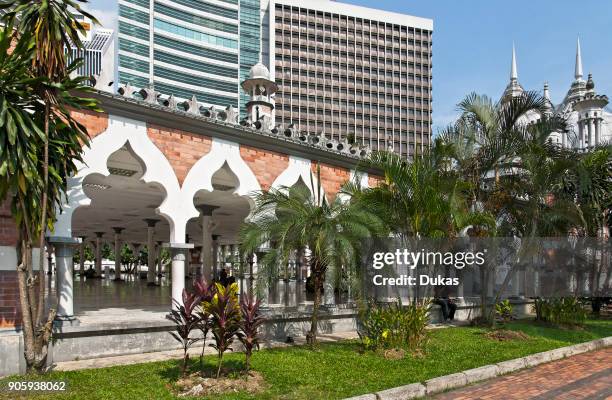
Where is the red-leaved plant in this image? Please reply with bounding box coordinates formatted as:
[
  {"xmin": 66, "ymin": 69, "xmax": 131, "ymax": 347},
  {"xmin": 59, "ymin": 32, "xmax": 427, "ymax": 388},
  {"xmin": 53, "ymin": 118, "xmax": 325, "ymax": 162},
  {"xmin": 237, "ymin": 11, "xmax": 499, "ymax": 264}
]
[
  {"xmin": 193, "ymin": 277, "xmax": 216, "ymax": 369},
  {"xmin": 239, "ymin": 294, "xmax": 265, "ymax": 372},
  {"xmin": 204, "ymin": 282, "xmax": 241, "ymax": 378},
  {"xmin": 166, "ymin": 289, "xmax": 203, "ymax": 376}
]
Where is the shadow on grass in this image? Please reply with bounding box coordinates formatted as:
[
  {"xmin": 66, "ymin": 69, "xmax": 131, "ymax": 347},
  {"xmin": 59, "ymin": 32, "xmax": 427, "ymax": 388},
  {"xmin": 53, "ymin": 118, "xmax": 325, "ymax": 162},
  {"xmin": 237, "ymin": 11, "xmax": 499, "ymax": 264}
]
[{"xmin": 157, "ymin": 357, "xmax": 247, "ymax": 383}]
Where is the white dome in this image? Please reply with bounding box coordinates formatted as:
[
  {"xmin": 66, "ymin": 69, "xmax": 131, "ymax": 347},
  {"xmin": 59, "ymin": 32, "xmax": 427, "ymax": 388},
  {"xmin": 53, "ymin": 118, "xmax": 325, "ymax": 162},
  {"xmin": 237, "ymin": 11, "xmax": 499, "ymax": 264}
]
[{"xmin": 249, "ymin": 62, "xmax": 270, "ymax": 80}]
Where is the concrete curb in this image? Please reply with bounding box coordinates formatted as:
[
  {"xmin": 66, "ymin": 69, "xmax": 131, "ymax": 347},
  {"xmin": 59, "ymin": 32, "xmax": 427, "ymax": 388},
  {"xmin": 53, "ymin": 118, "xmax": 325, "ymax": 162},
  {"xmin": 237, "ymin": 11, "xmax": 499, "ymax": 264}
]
[{"xmin": 343, "ymin": 336, "xmax": 611, "ymax": 400}]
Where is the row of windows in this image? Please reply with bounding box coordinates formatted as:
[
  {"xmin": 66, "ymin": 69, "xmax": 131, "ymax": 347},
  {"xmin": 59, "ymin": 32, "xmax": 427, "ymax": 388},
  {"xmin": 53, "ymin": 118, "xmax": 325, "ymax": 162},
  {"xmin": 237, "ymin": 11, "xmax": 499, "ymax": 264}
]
[
  {"xmin": 154, "ymin": 18, "xmax": 238, "ymax": 49},
  {"xmin": 120, "ymin": 54, "xmax": 150, "ymax": 73},
  {"xmin": 119, "ymin": 70, "xmax": 150, "ymax": 88},
  {"xmin": 154, "ymin": 50, "xmax": 237, "ymax": 78},
  {"xmin": 119, "ymin": 38, "xmax": 149, "ymax": 58},
  {"xmin": 154, "ymin": 82, "xmax": 238, "ymax": 108},
  {"xmin": 119, "ymin": 20, "xmax": 149, "ymax": 41},
  {"xmin": 279, "ymin": 55, "xmax": 430, "ymax": 69},
  {"xmin": 275, "ymin": 6, "xmax": 431, "ymax": 35},
  {"xmin": 120, "ymin": 4, "xmax": 148, "ymax": 25},
  {"xmin": 277, "ymin": 68, "xmax": 430, "ymax": 81},
  {"xmin": 279, "ymin": 81, "xmax": 430, "ymax": 93},
  {"xmin": 154, "ymin": 66, "xmax": 238, "ymax": 93},
  {"xmin": 154, "ymin": 3, "xmax": 238, "ymax": 34},
  {"xmin": 278, "ymin": 94, "xmax": 431, "ymax": 105},
  {"xmin": 172, "ymin": 0, "xmax": 238, "ymax": 20},
  {"xmin": 122, "ymin": 0, "xmax": 149, "ymax": 9},
  {"xmin": 154, "ymin": 34, "xmax": 238, "ymax": 63},
  {"xmin": 274, "ymin": 25, "xmax": 430, "ymax": 46},
  {"xmin": 279, "ymin": 103, "xmax": 429, "ymax": 114}
]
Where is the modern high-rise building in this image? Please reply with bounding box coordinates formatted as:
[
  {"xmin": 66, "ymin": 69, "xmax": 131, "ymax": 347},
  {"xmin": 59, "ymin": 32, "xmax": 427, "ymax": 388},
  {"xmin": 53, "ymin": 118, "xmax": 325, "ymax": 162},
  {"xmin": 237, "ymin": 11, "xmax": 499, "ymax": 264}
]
[
  {"xmin": 68, "ymin": 12, "xmax": 115, "ymax": 90},
  {"xmin": 117, "ymin": 0, "xmax": 267, "ymax": 116},
  {"xmin": 270, "ymin": 0, "xmax": 433, "ymax": 158}
]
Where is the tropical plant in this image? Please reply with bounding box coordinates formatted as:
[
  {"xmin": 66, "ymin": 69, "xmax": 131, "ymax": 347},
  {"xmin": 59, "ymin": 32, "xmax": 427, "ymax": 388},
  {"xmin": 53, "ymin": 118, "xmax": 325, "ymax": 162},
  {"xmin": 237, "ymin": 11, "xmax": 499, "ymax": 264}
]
[
  {"xmin": 239, "ymin": 294, "xmax": 265, "ymax": 372},
  {"xmin": 533, "ymin": 297, "xmax": 587, "ymax": 326},
  {"xmin": 495, "ymin": 299, "xmax": 514, "ymax": 323},
  {"xmin": 204, "ymin": 282, "xmax": 241, "ymax": 378},
  {"xmin": 358, "ymin": 298, "xmax": 431, "ymax": 352},
  {"xmin": 193, "ymin": 277, "xmax": 216, "ymax": 369},
  {"xmin": 0, "ymin": 1, "xmax": 100, "ymax": 371},
  {"xmin": 240, "ymin": 166, "xmax": 385, "ymax": 345},
  {"xmin": 166, "ymin": 289, "xmax": 203, "ymax": 377}
]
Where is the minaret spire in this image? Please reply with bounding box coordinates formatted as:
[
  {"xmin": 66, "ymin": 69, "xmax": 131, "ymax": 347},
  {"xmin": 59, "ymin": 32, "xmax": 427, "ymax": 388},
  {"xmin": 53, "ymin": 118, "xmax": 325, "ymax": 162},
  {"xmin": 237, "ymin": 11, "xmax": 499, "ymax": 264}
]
[
  {"xmin": 575, "ymin": 38, "xmax": 583, "ymax": 81},
  {"xmin": 511, "ymin": 43, "xmax": 518, "ymax": 81}
]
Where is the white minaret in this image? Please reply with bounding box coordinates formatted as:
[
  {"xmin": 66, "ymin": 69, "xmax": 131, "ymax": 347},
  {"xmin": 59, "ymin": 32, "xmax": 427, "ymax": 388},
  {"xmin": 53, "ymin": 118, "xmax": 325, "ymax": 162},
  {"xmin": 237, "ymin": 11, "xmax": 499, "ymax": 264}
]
[
  {"xmin": 502, "ymin": 43, "xmax": 524, "ymax": 101},
  {"xmin": 575, "ymin": 38, "xmax": 583, "ymax": 81}
]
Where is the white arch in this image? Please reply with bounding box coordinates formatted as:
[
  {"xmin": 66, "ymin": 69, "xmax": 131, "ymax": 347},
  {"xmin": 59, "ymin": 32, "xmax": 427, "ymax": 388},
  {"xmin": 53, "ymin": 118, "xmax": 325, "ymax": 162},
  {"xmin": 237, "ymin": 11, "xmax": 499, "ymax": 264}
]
[
  {"xmin": 271, "ymin": 156, "xmax": 327, "ymax": 203},
  {"xmin": 176, "ymin": 138, "xmax": 262, "ymax": 236},
  {"xmin": 337, "ymin": 169, "xmax": 370, "ymax": 203},
  {"xmin": 54, "ymin": 115, "xmax": 182, "ymax": 241}
]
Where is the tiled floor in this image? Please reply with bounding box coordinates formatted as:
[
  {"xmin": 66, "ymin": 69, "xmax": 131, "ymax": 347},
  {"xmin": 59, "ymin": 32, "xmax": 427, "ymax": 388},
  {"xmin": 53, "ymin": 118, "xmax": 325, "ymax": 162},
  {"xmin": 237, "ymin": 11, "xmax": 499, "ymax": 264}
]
[{"xmin": 432, "ymin": 348, "xmax": 612, "ymax": 400}]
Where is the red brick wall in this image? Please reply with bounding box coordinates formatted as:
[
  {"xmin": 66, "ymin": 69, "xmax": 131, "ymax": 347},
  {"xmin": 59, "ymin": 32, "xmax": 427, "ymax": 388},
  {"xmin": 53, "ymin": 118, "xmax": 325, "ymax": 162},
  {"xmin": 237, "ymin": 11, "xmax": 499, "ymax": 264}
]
[
  {"xmin": 240, "ymin": 145, "xmax": 289, "ymax": 191},
  {"xmin": 147, "ymin": 124, "xmax": 212, "ymax": 186},
  {"xmin": 312, "ymin": 162, "xmax": 350, "ymax": 201},
  {"xmin": 368, "ymin": 175, "xmax": 384, "ymax": 188},
  {"xmin": 0, "ymin": 271, "xmax": 20, "ymax": 328},
  {"xmin": 0, "ymin": 199, "xmax": 18, "ymax": 247},
  {"xmin": 71, "ymin": 109, "xmax": 109, "ymax": 139}
]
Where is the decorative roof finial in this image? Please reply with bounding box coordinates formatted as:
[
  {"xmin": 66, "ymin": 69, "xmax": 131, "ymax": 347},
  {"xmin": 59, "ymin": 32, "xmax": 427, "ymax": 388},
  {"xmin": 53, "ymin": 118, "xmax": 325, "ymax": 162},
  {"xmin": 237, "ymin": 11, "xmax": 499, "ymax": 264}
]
[
  {"xmin": 575, "ymin": 38, "xmax": 583, "ymax": 81},
  {"xmin": 511, "ymin": 43, "xmax": 518, "ymax": 81}
]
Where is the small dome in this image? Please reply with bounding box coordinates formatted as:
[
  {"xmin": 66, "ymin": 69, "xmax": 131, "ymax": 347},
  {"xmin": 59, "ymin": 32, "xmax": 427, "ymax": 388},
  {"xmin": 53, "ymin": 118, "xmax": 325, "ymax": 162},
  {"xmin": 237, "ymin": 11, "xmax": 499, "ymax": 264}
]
[
  {"xmin": 586, "ymin": 73, "xmax": 595, "ymax": 90},
  {"xmin": 249, "ymin": 62, "xmax": 270, "ymax": 80}
]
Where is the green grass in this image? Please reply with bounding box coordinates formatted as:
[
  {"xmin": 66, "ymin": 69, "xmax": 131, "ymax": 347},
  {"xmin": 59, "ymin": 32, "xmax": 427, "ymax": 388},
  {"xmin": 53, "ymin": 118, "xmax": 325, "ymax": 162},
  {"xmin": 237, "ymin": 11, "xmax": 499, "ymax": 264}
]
[{"xmin": 1, "ymin": 319, "xmax": 610, "ymax": 400}]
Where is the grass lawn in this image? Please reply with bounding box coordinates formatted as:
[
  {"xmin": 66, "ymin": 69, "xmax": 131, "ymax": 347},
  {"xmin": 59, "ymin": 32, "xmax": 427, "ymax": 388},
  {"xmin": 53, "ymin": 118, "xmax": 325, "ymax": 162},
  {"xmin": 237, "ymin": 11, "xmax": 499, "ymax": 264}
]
[{"xmin": 1, "ymin": 319, "xmax": 610, "ymax": 400}]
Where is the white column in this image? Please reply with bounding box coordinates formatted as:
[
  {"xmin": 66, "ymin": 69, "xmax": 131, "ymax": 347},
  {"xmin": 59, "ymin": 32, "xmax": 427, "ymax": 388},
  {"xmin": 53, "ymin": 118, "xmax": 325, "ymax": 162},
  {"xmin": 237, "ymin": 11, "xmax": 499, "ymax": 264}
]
[
  {"xmin": 196, "ymin": 205, "xmax": 218, "ymax": 281},
  {"xmin": 78, "ymin": 236, "xmax": 86, "ymax": 276},
  {"xmin": 156, "ymin": 241, "xmax": 163, "ymax": 277},
  {"xmin": 166, "ymin": 244, "xmax": 193, "ymax": 309},
  {"xmin": 112, "ymin": 227, "xmax": 124, "ymax": 281},
  {"xmin": 212, "ymin": 234, "xmax": 220, "ymax": 281},
  {"xmin": 595, "ymin": 118, "xmax": 601, "ymax": 145},
  {"xmin": 50, "ymin": 237, "xmax": 79, "ymax": 324},
  {"xmin": 144, "ymin": 219, "xmax": 159, "ymax": 286},
  {"xmin": 324, "ymin": 266, "xmax": 335, "ymax": 306},
  {"xmin": 588, "ymin": 118, "xmax": 595, "ymax": 148},
  {"xmin": 578, "ymin": 120, "xmax": 585, "ymax": 149},
  {"xmin": 94, "ymin": 232, "xmax": 104, "ymax": 278}
]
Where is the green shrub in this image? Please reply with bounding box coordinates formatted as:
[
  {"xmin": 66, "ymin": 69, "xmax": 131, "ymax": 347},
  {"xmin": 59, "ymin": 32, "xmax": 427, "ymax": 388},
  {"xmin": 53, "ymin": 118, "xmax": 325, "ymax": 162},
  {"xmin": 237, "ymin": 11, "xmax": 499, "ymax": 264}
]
[
  {"xmin": 533, "ymin": 297, "xmax": 587, "ymax": 326},
  {"xmin": 358, "ymin": 298, "xmax": 431, "ymax": 352},
  {"xmin": 495, "ymin": 299, "xmax": 514, "ymax": 323}
]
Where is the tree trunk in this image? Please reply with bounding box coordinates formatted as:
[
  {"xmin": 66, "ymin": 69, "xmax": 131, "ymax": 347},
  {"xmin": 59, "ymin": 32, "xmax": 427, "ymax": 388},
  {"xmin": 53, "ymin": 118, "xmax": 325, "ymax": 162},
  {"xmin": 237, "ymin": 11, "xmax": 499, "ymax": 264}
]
[
  {"xmin": 307, "ymin": 260, "xmax": 322, "ymax": 346},
  {"xmin": 36, "ymin": 101, "xmax": 50, "ymax": 326},
  {"xmin": 245, "ymin": 351, "xmax": 251, "ymax": 372}
]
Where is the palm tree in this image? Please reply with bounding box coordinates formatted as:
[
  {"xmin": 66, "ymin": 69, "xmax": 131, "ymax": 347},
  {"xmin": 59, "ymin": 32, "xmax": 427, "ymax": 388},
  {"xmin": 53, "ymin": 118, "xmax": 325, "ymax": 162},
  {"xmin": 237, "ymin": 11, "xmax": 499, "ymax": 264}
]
[
  {"xmin": 0, "ymin": 1, "xmax": 100, "ymax": 372},
  {"xmin": 240, "ymin": 167, "xmax": 385, "ymax": 345},
  {"xmin": 3, "ymin": 0, "xmax": 98, "ymax": 327},
  {"xmin": 346, "ymin": 143, "xmax": 495, "ymax": 301}
]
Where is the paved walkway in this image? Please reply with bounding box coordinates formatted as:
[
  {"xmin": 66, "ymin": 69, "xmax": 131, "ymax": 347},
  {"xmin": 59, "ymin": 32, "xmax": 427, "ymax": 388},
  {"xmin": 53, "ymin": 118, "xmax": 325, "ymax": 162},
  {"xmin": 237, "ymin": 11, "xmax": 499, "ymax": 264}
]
[{"xmin": 432, "ymin": 348, "xmax": 612, "ymax": 400}]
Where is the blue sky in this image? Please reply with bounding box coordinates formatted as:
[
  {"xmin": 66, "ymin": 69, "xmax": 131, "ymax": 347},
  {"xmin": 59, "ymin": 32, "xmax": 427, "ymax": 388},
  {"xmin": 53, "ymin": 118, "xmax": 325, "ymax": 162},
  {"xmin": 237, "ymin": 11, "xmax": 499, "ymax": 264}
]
[{"xmin": 87, "ymin": 0, "xmax": 612, "ymax": 133}]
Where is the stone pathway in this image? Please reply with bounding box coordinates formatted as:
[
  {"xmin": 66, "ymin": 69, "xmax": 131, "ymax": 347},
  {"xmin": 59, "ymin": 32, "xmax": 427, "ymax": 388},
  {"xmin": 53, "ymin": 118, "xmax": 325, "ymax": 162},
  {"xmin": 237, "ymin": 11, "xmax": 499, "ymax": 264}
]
[{"xmin": 431, "ymin": 348, "xmax": 612, "ymax": 400}]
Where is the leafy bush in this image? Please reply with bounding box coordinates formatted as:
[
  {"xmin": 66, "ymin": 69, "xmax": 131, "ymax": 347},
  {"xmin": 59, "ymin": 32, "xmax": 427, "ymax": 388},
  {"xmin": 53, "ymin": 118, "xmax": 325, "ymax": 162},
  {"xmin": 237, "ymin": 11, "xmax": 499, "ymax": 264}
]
[
  {"xmin": 533, "ymin": 297, "xmax": 587, "ymax": 326},
  {"xmin": 495, "ymin": 300, "xmax": 514, "ymax": 323},
  {"xmin": 166, "ymin": 289, "xmax": 203, "ymax": 376},
  {"xmin": 239, "ymin": 294, "xmax": 266, "ymax": 372},
  {"xmin": 204, "ymin": 283, "xmax": 242, "ymax": 378},
  {"xmin": 193, "ymin": 278, "xmax": 216, "ymax": 369},
  {"xmin": 358, "ymin": 298, "xmax": 431, "ymax": 352}
]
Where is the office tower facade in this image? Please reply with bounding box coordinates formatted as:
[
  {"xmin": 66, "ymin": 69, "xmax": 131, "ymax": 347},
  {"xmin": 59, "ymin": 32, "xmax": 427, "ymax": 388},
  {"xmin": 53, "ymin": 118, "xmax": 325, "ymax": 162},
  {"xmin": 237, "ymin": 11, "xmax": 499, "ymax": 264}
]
[
  {"xmin": 271, "ymin": 0, "xmax": 433, "ymax": 158},
  {"xmin": 117, "ymin": 0, "xmax": 264, "ymax": 115}
]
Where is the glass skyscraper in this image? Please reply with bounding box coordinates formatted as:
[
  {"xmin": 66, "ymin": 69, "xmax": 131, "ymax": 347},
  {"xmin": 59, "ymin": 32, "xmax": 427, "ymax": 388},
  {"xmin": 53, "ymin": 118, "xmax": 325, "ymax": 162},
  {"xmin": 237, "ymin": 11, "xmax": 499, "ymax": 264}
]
[{"xmin": 118, "ymin": 0, "xmax": 262, "ymax": 116}]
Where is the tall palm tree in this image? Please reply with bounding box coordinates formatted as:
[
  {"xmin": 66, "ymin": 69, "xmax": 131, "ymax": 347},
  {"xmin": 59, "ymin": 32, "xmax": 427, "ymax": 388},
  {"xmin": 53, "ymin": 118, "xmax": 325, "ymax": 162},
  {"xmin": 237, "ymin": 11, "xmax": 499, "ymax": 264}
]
[
  {"xmin": 240, "ymin": 167, "xmax": 385, "ymax": 345},
  {"xmin": 0, "ymin": 1, "xmax": 99, "ymax": 372},
  {"xmin": 3, "ymin": 0, "xmax": 98, "ymax": 327}
]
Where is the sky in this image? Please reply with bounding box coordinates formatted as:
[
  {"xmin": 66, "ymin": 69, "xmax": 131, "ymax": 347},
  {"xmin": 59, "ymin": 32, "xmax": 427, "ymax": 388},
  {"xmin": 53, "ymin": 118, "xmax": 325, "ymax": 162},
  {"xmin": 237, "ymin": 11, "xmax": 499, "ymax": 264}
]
[{"xmin": 86, "ymin": 0, "xmax": 612, "ymax": 134}]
